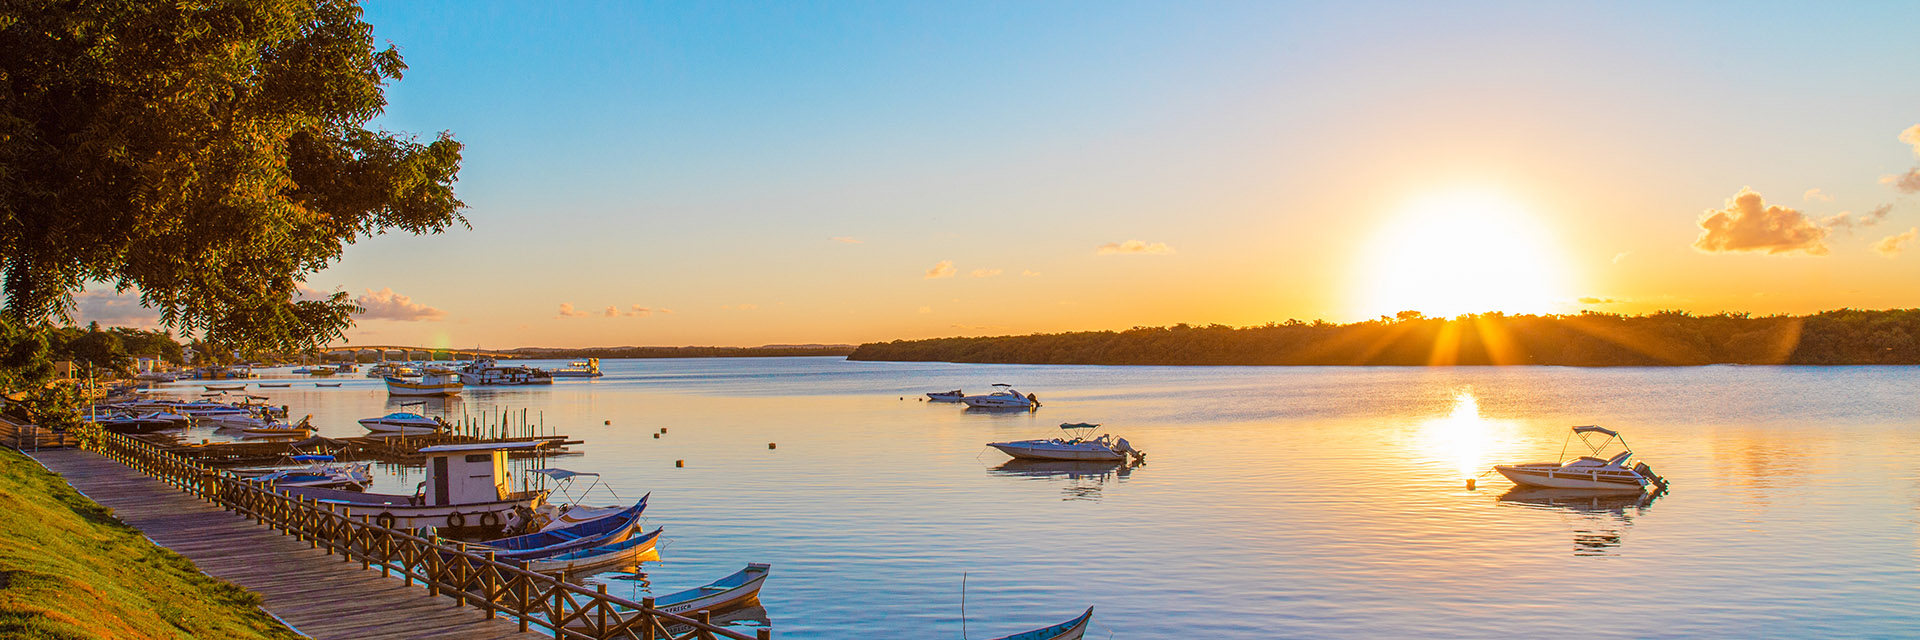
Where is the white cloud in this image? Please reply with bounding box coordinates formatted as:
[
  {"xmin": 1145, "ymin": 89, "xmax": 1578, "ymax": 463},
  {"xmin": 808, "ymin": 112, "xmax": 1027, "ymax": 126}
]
[
  {"xmin": 355, "ymin": 288, "xmax": 445, "ymax": 321},
  {"xmin": 71, "ymin": 289, "xmax": 159, "ymax": 327},
  {"xmin": 1096, "ymin": 240, "xmax": 1175, "ymax": 255},
  {"xmin": 604, "ymin": 305, "xmax": 619, "ymax": 317},
  {"xmin": 1803, "ymin": 188, "xmax": 1833, "ymax": 202},
  {"xmin": 924, "ymin": 260, "xmax": 956, "ymax": 279},
  {"xmin": 1873, "ymin": 227, "xmax": 1918, "ymax": 257},
  {"xmin": 557, "ymin": 303, "xmax": 590, "ymax": 318},
  {"xmin": 1693, "ymin": 188, "xmax": 1829, "ymax": 255},
  {"xmin": 1901, "ymin": 124, "xmax": 1920, "ymax": 156}
]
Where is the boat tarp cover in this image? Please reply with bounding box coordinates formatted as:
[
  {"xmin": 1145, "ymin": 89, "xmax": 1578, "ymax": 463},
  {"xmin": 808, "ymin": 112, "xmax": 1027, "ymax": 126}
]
[
  {"xmin": 1058, "ymin": 423, "xmax": 1099, "ymax": 430},
  {"xmin": 290, "ymin": 454, "xmax": 334, "ymax": 462},
  {"xmin": 530, "ymin": 468, "xmax": 598, "ymax": 481},
  {"xmin": 539, "ymin": 527, "xmax": 662, "ymax": 562},
  {"xmin": 474, "ymin": 496, "xmax": 647, "ymax": 552},
  {"xmin": 1572, "ymin": 425, "xmax": 1619, "ymax": 437}
]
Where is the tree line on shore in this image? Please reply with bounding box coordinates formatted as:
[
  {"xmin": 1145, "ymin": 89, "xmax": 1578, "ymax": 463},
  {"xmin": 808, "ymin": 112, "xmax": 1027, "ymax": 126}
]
[{"xmin": 848, "ymin": 309, "xmax": 1920, "ymax": 366}]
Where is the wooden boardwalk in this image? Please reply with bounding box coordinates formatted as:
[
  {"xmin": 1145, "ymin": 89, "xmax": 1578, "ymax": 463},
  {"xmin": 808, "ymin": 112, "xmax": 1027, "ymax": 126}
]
[{"xmin": 28, "ymin": 448, "xmax": 546, "ymax": 640}]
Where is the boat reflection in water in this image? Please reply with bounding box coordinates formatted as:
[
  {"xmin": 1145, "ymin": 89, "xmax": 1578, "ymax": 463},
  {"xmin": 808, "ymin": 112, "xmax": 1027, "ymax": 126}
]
[
  {"xmin": 1497, "ymin": 486, "xmax": 1664, "ymax": 556},
  {"xmin": 989, "ymin": 458, "xmax": 1141, "ymax": 501},
  {"xmin": 661, "ymin": 604, "xmax": 769, "ymax": 637}
]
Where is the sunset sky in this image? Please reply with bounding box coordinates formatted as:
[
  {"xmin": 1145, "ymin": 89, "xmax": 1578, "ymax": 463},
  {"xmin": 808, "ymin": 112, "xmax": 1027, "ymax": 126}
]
[{"xmin": 79, "ymin": 2, "xmax": 1920, "ymax": 348}]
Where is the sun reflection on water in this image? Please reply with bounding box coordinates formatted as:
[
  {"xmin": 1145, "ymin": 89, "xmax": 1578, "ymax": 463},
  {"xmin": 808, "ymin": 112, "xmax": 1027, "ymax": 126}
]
[{"xmin": 1422, "ymin": 390, "xmax": 1496, "ymax": 480}]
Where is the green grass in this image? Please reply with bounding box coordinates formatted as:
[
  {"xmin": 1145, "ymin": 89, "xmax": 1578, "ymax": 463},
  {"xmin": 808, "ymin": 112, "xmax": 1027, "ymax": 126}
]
[{"xmin": 0, "ymin": 448, "xmax": 301, "ymax": 640}]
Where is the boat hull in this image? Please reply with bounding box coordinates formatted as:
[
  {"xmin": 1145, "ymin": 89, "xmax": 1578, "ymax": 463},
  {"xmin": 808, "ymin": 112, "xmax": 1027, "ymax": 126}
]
[
  {"xmin": 1494, "ymin": 465, "xmax": 1649, "ymax": 491},
  {"xmin": 385, "ymin": 376, "xmax": 462, "ymax": 397},
  {"xmin": 276, "ymin": 485, "xmax": 545, "ymax": 530},
  {"xmin": 988, "ymin": 442, "xmax": 1125, "ymax": 462}
]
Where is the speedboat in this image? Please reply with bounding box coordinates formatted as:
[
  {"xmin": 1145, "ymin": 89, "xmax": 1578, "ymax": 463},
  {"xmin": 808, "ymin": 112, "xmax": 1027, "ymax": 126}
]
[
  {"xmin": 1493, "ymin": 425, "xmax": 1668, "ymax": 492},
  {"xmin": 359, "ymin": 411, "xmax": 444, "ymax": 434},
  {"xmin": 989, "ymin": 607, "xmax": 1093, "ymax": 640},
  {"xmin": 988, "ymin": 423, "xmax": 1143, "ymax": 462},
  {"xmin": 245, "ymin": 454, "xmax": 371, "ymax": 490},
  {"xmin": 926, "ymin": 389, "xmax": 965, "ymax": 402},
  {"xmin": 961, "ymin": 383, "xmax": 1040, "ymax": 409}
]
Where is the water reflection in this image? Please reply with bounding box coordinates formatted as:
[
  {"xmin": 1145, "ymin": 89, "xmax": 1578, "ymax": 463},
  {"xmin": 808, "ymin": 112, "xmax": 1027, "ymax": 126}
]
[
  {"xmin": 1418, "ymin": 390, "xmax": 1503, "ymax": 480},
  {"xmin": 988, "ymin": 458, "xmax": 1140, "ymax": 501},
  {"xmin": 662, "ymin": 604, "xmax": 769, "ymax": 636},
  {"xmin": 1498, "ymin": 487, "xmax": 1663, "ymax": 556}
]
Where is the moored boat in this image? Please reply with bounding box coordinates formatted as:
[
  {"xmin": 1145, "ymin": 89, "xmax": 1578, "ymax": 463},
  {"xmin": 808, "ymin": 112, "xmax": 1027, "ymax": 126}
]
[
  {"xmin": 520, "ymin": 527, "xmax": 662, "ymax": 577},
  {"xmin": 548, "ymin": 357, "xmax": 604, "ymax": 378},
  {"xmin": 358, "ymin": 411, "xmax": 445, "ymax": 435},
  {"xmin": 464, "ymin": 497, "xmax": 648, "ymax": 560},
  {"xmin": 926, "ymin": 389, "xmax": 965, "ymax": 402},
  {"xmin": 961, "ymin": 383, "xmax": 1040, "ymax": 409},
  {"xmin": 990, "ymin": 607, "xmax": 1093, "ymax": 640},
  {"xmin": 989, "ymin": 423, "xmax": 1143, "ymax": 462},
  {"xmin": 653, "ymin": 563, "xmax": 771, "ymax": 616},
  {"xmin": 461, "ymin": 358, "xmax": 553, "ymax": 386},
  {"xmin": 275, "ymin": 441, "xmax": 550, "ymax": 532},
  {"xmin": 1492, "ymin": 425, "xmax": 1668, "ymax": 492},
  {"xmin": 385, "ymin": 369, "xmax": 463, "ymax": 397},
  {"xmin": 245, "ymin": 454, "xmax": 371, "ymax": 490}
]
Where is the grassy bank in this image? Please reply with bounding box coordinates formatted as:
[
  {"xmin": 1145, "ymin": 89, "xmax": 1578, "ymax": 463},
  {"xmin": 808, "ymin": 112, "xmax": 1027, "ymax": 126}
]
[{"xmin": 0, "ymin": 447, "xmax": 300, "ymax": 640}]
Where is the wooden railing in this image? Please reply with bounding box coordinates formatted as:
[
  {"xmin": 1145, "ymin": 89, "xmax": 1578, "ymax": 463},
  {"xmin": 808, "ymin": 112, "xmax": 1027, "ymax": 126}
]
[
  {"xmin": 1, "ymin": 415, "xmax": 79, "ymax": 450},
  {"xmin": 83, "ymin": 427, "xmax": 769, "ymax": 640}
]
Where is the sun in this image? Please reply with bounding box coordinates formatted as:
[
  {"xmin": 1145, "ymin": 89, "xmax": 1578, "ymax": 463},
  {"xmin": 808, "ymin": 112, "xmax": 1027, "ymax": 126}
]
[{"xmin": 1354, "ymin": 191, "xmax": 1573, "ymax": 319}]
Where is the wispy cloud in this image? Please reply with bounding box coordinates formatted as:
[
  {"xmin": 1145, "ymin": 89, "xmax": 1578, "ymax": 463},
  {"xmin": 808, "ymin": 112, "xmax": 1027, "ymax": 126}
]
[
  {"xmin": 557, "ymin": 303, "xmax": 590, "ymax": 318},
  {"xmin": 831, "ymin": 236, "xmax": 862, "ymax": 244},
  {"xmin": 970, "ymin": 268, "xmax": 1003, "ymax": 278},
  {"xmin": 1096, "ymin": 240, "xmax": 1175, "ymax": 255},
  {"xmin": 1823, "ymin": 203, "xmax": 1894, "ymax": 231},
  {"xmin": 1881, "ymin": 169, "xmax": 1920, "ymax": 193},
  {"xmin": 924, "ymin": 260, "xmax": 956, "ymax": 279},
  {"xmin": 1803, "ymin": 188, "xmax": 1834, "ymax": 202},
  {"xmin": 1873, "ymin": 227, "xmax": 1918, "ymax": 257},
  {"xmin": 356, "ymin": 288, "xmax": 446, "ymax": 321},
  {"xmin": 1694, "ymin": 188, "xmax": 1829, "ymax": 255},
  {"xmin": 72, "ymin": 289, "xmax": 160, "ymax": 327},
  {"xmin": 625, "ymin": 305, "xmax": 656, "ymax": 317}
]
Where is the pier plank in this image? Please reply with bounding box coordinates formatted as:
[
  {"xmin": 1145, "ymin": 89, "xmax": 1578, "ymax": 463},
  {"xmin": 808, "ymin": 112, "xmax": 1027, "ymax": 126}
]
[{"xmin": 28, "ymin": 449, "xmax": 546, "ymax": 640}]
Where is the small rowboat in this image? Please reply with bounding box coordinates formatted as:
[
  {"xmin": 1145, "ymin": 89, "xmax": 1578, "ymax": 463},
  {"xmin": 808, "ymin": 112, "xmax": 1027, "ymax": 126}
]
[
  {"xmin": 991, "ymin": 607, "xmax": 1093, "ymax": 640},
  {"xmin": 258, "ymin": 383, "xmax": 292, "ymax": 388},
  {"xmin": 653, "ymin": 563, "xmax": 771, "ymax": 616},
  {"xmin": 315, "ymin": 382, "xmax": 342, "ymax": 387},
  {"xmin": 521, "ymin": 527, "xmax": 663, "ymax": 577},
  {"xmin": 464, "ymin": 498, "xmax": 647, "ymax": 560},
  {"xmin": 204, "ymin": 384, "xmax": 246, "ymax": 391}
]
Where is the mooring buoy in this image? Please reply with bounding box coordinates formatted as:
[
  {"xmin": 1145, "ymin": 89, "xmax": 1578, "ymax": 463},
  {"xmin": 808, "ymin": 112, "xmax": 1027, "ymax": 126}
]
[
  {"xmin": 675, "ymin": 460, "xmax": 684, "ymax": 468},
  {"xmin": 1465, "ymin": 478, "xmax": 1477, "ymax": 490},
  {"xmin": 768, "ymin": 442, "xmax": 777, "ymax": 449}
]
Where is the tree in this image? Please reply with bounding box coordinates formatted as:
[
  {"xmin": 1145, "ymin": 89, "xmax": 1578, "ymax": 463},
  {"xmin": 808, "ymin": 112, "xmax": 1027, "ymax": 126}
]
[
  {"xmin": 0, "ymin": 0, "xmax": 465, "ymax": 352},
  {"xmin": 65, "ymin": 323, "xmax": 132, "ymax": 374}
]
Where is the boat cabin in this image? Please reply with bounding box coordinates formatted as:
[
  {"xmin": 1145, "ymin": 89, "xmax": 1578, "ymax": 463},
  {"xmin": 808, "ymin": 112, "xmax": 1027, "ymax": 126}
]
[{"xmin": 418, "ymin": 441, "xmax": 544, "ymax": 507}]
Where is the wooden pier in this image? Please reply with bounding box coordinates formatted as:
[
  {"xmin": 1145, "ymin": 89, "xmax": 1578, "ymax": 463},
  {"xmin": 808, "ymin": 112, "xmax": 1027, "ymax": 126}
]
[{"xmin": 29, "ymin": 448, "xmax": 544, "ymax": 640}]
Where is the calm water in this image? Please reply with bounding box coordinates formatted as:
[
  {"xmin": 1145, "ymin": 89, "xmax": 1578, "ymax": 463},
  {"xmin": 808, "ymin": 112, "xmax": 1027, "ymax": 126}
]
[{"xmin": 154, "ymin": 358, "xmax": 1920, "ymax": 638}]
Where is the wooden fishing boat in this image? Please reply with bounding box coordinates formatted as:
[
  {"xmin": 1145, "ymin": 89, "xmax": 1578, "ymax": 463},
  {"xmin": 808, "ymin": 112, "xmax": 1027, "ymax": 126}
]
[
  {"xmin": 385, "ymin": 370, "xmax": 462, "ymax": 397},
  {"xmin": 203, "ymin": 384, "xmax": 246, "ymax": 391},
  {"xmin": 653, "ymin": 563, "xmax": 771, "ymax": 616},
  {"xmin": 315, "ymin": 382, "xmax": 342, "ymax": 387},
  {"xmin": 521, "ymin": 527, "xmax": 662, "ymax": 577},
  {"xmin": 463, "ymin": 497, "xmax": 647, "ymax": 560},
  {"xmin": 258, "ymin": 382, "xmax": 292, "ymax": 388},
  {"xmin": 990, "ymin": 607, "xmax": 1093, "ymax": 640}
]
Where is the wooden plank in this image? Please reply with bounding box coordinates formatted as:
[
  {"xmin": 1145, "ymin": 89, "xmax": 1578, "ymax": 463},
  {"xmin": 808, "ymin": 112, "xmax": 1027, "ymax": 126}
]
[{"xmin": 29, "ymin": 449, "xmax": 545, "ymax": 640}]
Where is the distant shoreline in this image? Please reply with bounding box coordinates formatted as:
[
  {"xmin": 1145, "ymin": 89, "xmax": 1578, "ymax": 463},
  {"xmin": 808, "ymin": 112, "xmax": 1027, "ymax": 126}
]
[
  {"xmin": 501, "ymin": 345, "xmax": 855, "ymax": 359},
  {"xmin": 848, "ymin": 309, "xmax": 1920, "ymax": 367}
]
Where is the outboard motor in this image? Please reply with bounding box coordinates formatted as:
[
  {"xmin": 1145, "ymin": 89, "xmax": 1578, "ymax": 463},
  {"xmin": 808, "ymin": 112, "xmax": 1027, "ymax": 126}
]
[
  {"xmin": 1114, "ymin": 437, "xmax": 1146, "ymax": 462},
  {"xmin": 1633, "ymin": 461, "xmax": 1669, "ymax": 491}
]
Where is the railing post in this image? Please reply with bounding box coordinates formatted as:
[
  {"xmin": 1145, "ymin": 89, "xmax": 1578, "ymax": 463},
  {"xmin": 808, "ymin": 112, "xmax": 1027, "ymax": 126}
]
[
  {"xmin": 483, "ymin": 551, "xmax": 498, "ymax": 619},
  {"xmin": 641, "ymin": 597, "xmax": 656, "ymax": 640}
]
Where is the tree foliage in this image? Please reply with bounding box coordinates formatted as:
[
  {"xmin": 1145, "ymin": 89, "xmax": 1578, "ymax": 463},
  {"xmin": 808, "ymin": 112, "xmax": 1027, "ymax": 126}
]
[
  {"xmin": 0, "ymin": 0, "xmax": 464, "ymax": 352},
  {"xmin": 848, "ymin": 309, "xmax": 1920, "ymax": 366}
]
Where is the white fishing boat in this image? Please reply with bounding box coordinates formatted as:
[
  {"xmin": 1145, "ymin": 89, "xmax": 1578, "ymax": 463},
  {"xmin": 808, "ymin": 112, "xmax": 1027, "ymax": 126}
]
[
  {"xmin": 926, "ymin": 389, "xmax": 965, "ymax": 402},
  {"xmin": 653, "ymin": 563, "xmax": 772, "ymax": 616},
  {"xmin": 961, "ymin": 383, "xmax": 1040, "ymax": 409},
  {"xmin": 385, "ymin": 369, "xmax": 462, "ymax": 397},
  {"xmin": 358, "ymin": 411, "xmax": 445, "ymax": 435},
  {"xmin": 548, "ymin": 358, "xmax": 604, "ymax": 378},
  {"xmin": 1493, "ymin": 425, "xmax": 1668, "ymax": 492},
  {"xmin": 988, "ymin": 423, "xmax": 1143, "ymax": 462},
  {"xmin": 277, "ymin": 441, "xmax": 551, "ymax": 531},
  {"xmin": 989, "ymin": 607, "xmax": 1093, "ymax": 640}
]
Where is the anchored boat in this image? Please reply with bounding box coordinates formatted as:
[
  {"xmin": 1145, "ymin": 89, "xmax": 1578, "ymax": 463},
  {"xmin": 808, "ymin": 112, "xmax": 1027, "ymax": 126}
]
[
  {"xmin": 276, "ymin": 441, "xmax": 550, "ymax": 532},
  {"xmin": 926, "ymin": 389, "xmax": 965, "ymax": 402},
  {"xmin": 385, "ymin": 369, "xmax": 463, "ymax": 397},
  {"xmin": 548, "ymin": 357, "xmax": 604, "ymax": 378},
  {"xmin": 989, "ymin": 423, "xmax": 1144, "ymax": 463},
  {"xmin": 1493, "ymin": 425, "xmax": 1668, "ymax": 492},
  {"xmin": 990, "ymin": 607, "xmax": 1093, "ymax": 640},
  {"xmin": 961, "ymin": 383, "xmax": 1040, "ymax": 409}
]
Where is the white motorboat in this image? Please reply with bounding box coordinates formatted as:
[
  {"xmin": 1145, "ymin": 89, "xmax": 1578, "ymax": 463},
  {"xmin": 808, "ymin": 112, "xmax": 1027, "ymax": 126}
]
[
  {"xmin": 520, "ymin": 468, "xmax": 633, "ymax": 532},
  {"xmin": 988, "ymin": 423, "xmax": 1144, "ymax": 462},
  {"xmin": 276, "ymin": 441, "xmax": 550, "ymax": 531},
  {"xmin": 359, "ymin": 411, "xmax": 445, "ymax": 435},
  {"xmin": 245, "ymin": 454, "xmax": 371, "ymax": 490},
  {"xmin": 385, "ymin": 369, "xmax": 462, "ymax": 397},
  {"xmin": 548, "ymin": 358, "xmax": 604, "ymax": 378},
  {"xmin": 1493, "ymin": 425, "xmax": 1668, "ymax": 492},
  {"xmin": 961, "ymin": 383, "xmax": 1040, "ymax": 409},
  {"xmin": 926, "ymin": 389, "xmax": 965, "ymax": 402}
]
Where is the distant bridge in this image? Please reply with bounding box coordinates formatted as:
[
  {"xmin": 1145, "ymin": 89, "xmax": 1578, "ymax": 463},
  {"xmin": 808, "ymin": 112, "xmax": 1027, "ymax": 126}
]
[{"xmin": 311, "ymin": 344, "xmax": 521, "ymax": 361}]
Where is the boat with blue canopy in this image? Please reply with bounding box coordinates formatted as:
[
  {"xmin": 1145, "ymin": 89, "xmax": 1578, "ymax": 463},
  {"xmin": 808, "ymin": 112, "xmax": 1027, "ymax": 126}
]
[
  {"xmin": 521, "ymin": 527, "xmax": 664, "ymax": 578},
  {"xmin": 461, "ymin": 496, "xmax": 647, "ymax": 560}
]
